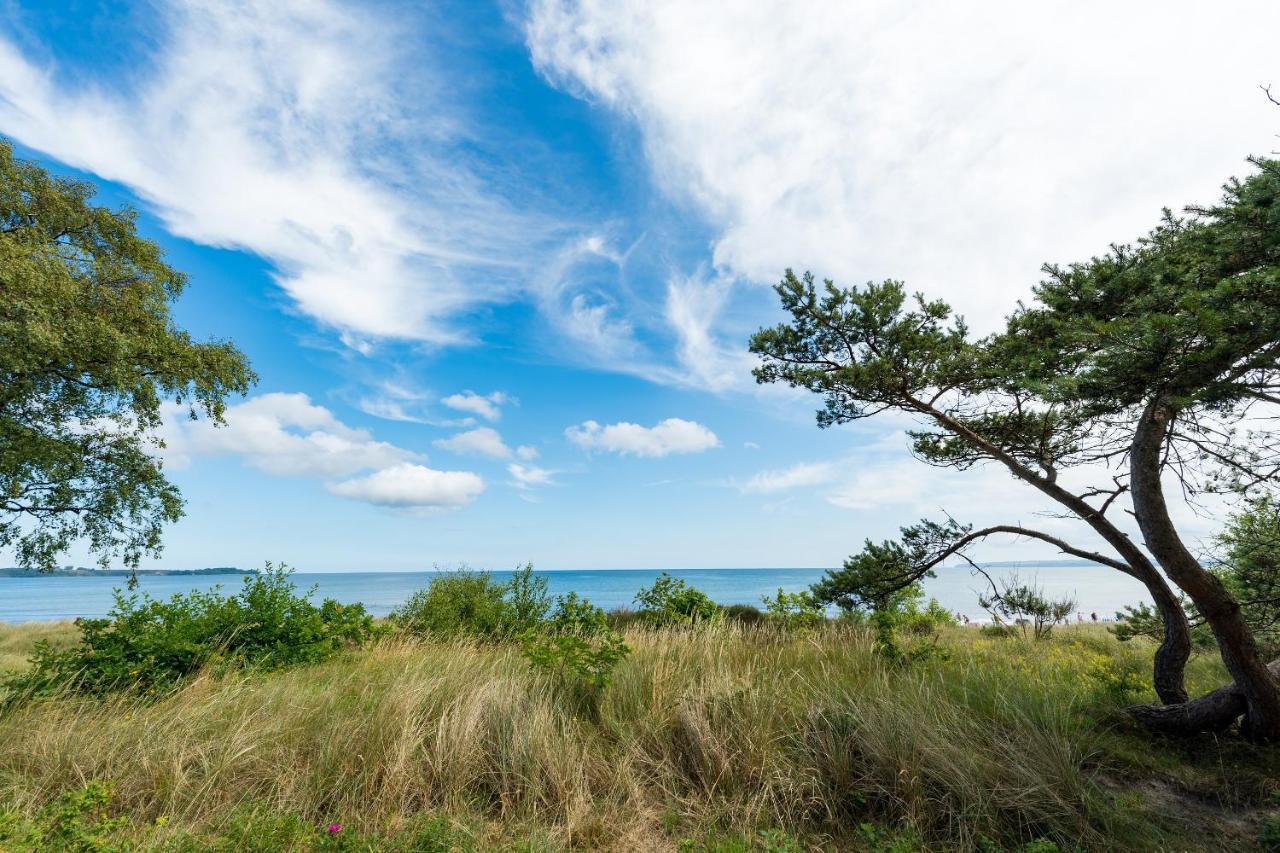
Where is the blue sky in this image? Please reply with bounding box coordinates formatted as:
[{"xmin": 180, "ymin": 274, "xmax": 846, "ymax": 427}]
[{"xmin": 1, "ymin": 0, "xmax": 1278, "ymax": 570}]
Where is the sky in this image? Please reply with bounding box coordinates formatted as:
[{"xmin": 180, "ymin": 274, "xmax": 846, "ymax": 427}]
[{"xmin": 1, "ymin": 0, "xmax": 1278, "ymax": 571}]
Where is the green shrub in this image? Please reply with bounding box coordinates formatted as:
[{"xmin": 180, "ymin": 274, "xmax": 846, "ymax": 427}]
[
  {"xmin": 391, "ymin": 564, "xmax": 550, "ymax": 640},
  {"xmin": 762, "ymin": 587, "xmax": 825, "ymax": 630},
  {"xmin": 720, "ymin": 603, "xmax": 767, "ymax": 625},
  {"xmin": 391, "ymin": 568, "xmax": 511, "ymax": 639},
  {"xmin": 843, "ymin": 584, "xmax": 953, "ymax": 663},
  {"xmin": 606, "ymin": 607, "xmax": 646, "ymax": 630},
  {"xmin": 521, "ymin": 592, "xmax": 629, "ymax": 689},
  {"xmin": 1261, "ymin": 814, "xmax": 1280, "ymax": 852},
  {"xmin": 4, "ymin": 564, "xmax": 376, "ymax": 699},
  {"xmin": 0, "ymin": 781, "xmax": 126, "ymax": 852},
  {"xmin": 634, "ymin": 573, "xmax": 719, "ymax": 626},
  {"xmin": 504, "ymin": 562, "xmax": 552, "ymax": 634},
  {"xmin": 979, "ymin": 574, "xmax": 1075, "ymax": 640}
]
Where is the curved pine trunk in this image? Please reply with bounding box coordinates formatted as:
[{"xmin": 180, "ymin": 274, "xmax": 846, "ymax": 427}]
[{"xmin": 1131, "ymin": 401, "xmax": 1280, "ymax": 740}]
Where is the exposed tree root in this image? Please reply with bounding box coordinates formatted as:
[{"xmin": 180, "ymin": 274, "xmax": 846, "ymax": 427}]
[{"xmin": 1129, "ymin": 659, "xmax": 1280, "ymax": 738}]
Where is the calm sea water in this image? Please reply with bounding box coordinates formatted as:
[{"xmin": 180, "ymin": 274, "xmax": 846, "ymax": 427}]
[{"xmin": 0, "ymin": 565, "xmax": 1151, "ymax": 624}]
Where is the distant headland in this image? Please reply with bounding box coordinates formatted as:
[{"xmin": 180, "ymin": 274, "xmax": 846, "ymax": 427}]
[{"xmin": 0, "ymin": 567, "xmax": 256, "ymax": 578}]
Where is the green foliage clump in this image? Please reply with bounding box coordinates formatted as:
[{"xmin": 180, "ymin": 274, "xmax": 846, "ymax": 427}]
[
  {"xmin": 720, "ymin": 603, "xmax": 766, "ymax": 625},
  {"xmin": 392, "ymin": 564, "xmax": 550, "ymax": 640},
  {"xmin": 634, "ymin": 572, "xmax": 719, "ymax": 626},
  {"xmin": 1260, "ymin": 813, "xmax": 1280, "ymax": 852},
  {"xmin": 762, "ymin": 587, "xmax": 825, "ymax": 630},
  {"xmin": 520, "ymin": 592, "xmax": 629, "ymax": 689},
  {"xmin": 0, "ymin": 139, "xmax": 255, "ymax": 572},
  {"xmin": 1114, "ymin": 495, "xmax": 1280, "ymax": 656},
  {"xmin": 836, "ymin": 583, "xmax": 953, "ymax": 663},
  {"xmin": 0, "ymin": 781, "xmax": 125, "ymax": 852},
  {"xmin": 1213, "ymin": 495, "xmax": 1280, "ymax": 656},
  {"xmin": 4, "ymin": 564, "xmax": 376, "ymax": 698}
]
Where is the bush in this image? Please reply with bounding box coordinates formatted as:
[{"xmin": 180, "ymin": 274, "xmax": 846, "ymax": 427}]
[
  {"xmin": 634, "ymin": 573, "xmax": 719, "ymax": 626},
  {"xmin": 4, "ymin": 564, "xmax": 376, "ymax": 699},
  {"xmin": 521, "ymin": 592, "xmax": 629, "ymax": 689},
  {"xmin": 839, "ymin": 583, "xmax": 953, "ymax": 663},
  {"xmin": 979, "ymin": 574, "xmax": 1075, "ymax": 640},
  {"xmin": 391, "ymin": 564, "xmax": 550, "ymax": 640},
  {"xmin": 0, "ymin": 781, "xmax": 126, "ymax": 851},
  {"xmin": 720, "ymin": 603, "xmax": 766, "ymax": 626},
  {"xmin": 1261, "ymin": 813, "xmax": 1280, "ymax": 852},
  {"xmin": 762, "ymin": 587, "xmax": 825, "ymax": 630},
  {"xmin": 504, "ymin": 562, "xmax": 552, "ymax": 634}
]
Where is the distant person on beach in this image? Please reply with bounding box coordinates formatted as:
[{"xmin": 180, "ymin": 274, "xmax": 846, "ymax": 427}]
[{"xmin": 1090, "ymin": 612, "xmax": 1097, "ymax": 622}]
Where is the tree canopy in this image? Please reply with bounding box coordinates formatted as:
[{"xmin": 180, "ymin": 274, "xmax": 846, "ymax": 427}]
[
  {"xmin": 0, "ymin": 139, "xmax": 254, "ymax": 571},
  {"xmin": 751, "ymin": 155, "xmax": 1280, "ymax": 737}
]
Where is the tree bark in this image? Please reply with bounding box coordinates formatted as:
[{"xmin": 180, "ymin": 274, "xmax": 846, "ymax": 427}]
[
  {"xmin": 1129, "ymin": 659, "xmax": 1280, "ymax": 737},
  {"xmin": 1130, "ymin": 400, "xmax": 1280, "ymax": 740}
]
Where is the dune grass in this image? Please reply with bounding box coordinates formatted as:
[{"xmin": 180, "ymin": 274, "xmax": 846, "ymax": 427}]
[
  {"xmin": 0, "ymin": 621, "xmax": 1274, "ymax": 851},
  {"xmin": 0, "ymin": 621, "xmax": 76, "ymax": 675}
]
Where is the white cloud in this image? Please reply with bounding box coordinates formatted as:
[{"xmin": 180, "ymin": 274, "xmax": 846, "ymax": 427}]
[
  {"xmin": 566, "ymin": 417, "xmax": 719, "ymax": 457},
  {"xmin": 328, "ymin": 463, "xmax": 484, "ymax": 509},
  {"xmin": 739, "ymin": 461, "xmax": 838, "ymax": 494},
  {"xmin": 516, "ymin": 445, "xmax": 540, "ymax": 461},
  {"xmin": 434, "ymin": 427, "xmax": 513, "ymax": 459},
  {"xmin": 527, "ymin": 0, "xmax": 1280, "ymax": 331},
  {"xmin": 159, "ymin": 392, "xmax": 486, "ymax": 512},
  {"xmin": 0, "ymin": 0, "xmax": 558, "ymax": 344},
  {"xmin": 664, "ymin": 270, "xmax": 756, "ymax": 391},
  {"xmin": 441, "ymin": 391, "xmax": 511, "ymax": 422},
  {"xmin": 508, "ymin": 462, "xmax": 557, "ymax": 490},
  {"xmin": 160, "ymin": 392, "xmax": 417, "ymax": 477}
]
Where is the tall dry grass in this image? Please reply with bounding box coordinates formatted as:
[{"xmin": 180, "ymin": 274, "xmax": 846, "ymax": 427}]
[
  {"xmin": 0, "ymin": 621, "xmax": 75, "ymax": 674},
  {"xmin": 0, "ymin": 623, "xmax": 1232, "ymax": 850}
]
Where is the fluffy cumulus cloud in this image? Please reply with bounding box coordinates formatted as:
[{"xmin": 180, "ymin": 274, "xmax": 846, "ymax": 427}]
[
  {"xmin": 160, "ymin": 393, "xmax": 416, "ymax": 477},
  {"xmin": 527, "ymin": 0, "xmax": 1280, "ymax": 330},
  {"xmin": 566, "ymin": 418, "xmax": 719, "ymax": 457},
  {"xmin": 0, "ymin": 0, "xmax": 557, "ymax": 344},
  {"xmin": 434, "ymin": 427, "xmax": 513, "ymax": 459},
  {"xmin": 440, "ymin": 391, "xmax": 511, "ymax": 422},
  {"xmin": 327, "ymin": 463, "xmax": 485, "ymax": 509},
  {"xmin": 160, "ymin": 392, "xmax": 484, "ymax": 511}
]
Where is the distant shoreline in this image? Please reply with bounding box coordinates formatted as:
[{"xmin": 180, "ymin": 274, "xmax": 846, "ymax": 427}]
[
  {"xmin": 0, "ymin": 567, "xmax": 257, "ymax": 578},
  {"xmin": 0, "ymin": 561, "xmax": 1107, "ymax": 578}
]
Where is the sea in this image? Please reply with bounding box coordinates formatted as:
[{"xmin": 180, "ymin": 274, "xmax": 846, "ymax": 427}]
[{"xmin": 0, "ymin": 565, "xmax": 1152, "ymax": 624}]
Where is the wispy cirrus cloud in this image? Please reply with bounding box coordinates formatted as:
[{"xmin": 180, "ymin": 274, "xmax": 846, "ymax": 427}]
[
  {"xmin": 0, "ymin": 0, "xmax": 561, "ymax": 345},
  {"xmin": 526, "ymin": 0, "xmax": 1280, "ymax": 359},
  {"xmin": 508, "ymin": 462, "xmax": 557, "ymax": 490},
  {"xmin": 441, "ymin": 391, "xmax": 512, "ymax": 423}
]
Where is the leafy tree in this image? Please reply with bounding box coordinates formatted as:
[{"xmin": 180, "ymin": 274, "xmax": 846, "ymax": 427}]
[
  {"xmin": 977, "ymin": 574, "xmax": 1075, "ymax": 641},
  {"xmin": 751, "ymin": 155, "xmax": 1280, "ymax": 737},
  {"xmin": 0, "ymin": 139, "xmax": 254, "ymax": 571},
  {"xmin": 633, "ymin": 572, "xmax": 719, "ymax": 626}
]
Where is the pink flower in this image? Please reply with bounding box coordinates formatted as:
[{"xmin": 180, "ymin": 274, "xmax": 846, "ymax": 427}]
[{"xmin": 326, "ymin": 823, "xmax": 342, "ymax": 834}]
